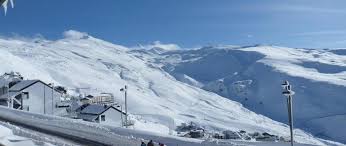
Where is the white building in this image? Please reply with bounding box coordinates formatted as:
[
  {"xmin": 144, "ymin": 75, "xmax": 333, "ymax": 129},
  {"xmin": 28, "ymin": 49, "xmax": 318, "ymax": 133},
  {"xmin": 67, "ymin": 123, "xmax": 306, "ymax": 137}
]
[
  {"xmin": 78, "ymin": 104, "xmax": 126, "ymax": 127},
  {"xmin": 84, "ymin": 93, "xmax": 115, "ymax": 106},
  {"xmin": 0, "ymin": 80, "xmax": 63, "ymax": 115}
]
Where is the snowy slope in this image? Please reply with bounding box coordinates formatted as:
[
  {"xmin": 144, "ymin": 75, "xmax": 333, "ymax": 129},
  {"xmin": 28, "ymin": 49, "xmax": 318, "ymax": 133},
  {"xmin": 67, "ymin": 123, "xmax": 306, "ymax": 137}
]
[
  {"xmin": 0, "ymin": 31, "xmax": 337, "ymax": 145},
  {"xmin": 137, "ymin": 45, "xmax": 346, "ymax": 144}
]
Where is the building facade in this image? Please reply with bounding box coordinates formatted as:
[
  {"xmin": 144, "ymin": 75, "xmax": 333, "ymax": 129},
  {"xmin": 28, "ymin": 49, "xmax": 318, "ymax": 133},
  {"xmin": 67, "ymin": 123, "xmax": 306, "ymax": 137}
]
[
  {"xmin": 78, "ymin": 104, "xmax": 126, "ymax": 127},
  {"xmin": 0, "ymin": 80, "xmax": 63, "ymax": 115}
]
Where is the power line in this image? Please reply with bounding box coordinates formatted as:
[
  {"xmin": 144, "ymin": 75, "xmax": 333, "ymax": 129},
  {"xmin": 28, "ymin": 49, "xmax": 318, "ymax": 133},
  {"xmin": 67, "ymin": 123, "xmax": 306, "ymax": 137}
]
[{"xmin": 298, "ymin": 113, "xmax": 346, "ymax": 127}]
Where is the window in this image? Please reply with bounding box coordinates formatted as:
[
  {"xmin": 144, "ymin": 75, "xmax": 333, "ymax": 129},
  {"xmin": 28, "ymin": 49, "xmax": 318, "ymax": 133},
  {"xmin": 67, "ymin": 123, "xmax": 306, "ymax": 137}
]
[
  {"xmin": 101, "ymin": 115, "xmax": 106, "ymax": 121},
  {"xmin": 23, "ymin": 92, "xmax": 29, "ymax": 99}
]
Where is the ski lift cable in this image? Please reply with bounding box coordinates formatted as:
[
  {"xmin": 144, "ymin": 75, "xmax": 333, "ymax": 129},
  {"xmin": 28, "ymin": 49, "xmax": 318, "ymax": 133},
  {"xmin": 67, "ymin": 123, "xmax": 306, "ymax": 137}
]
[{"xmin": 298, "ymin": 113, "xmax": 346, "ymax": 127}]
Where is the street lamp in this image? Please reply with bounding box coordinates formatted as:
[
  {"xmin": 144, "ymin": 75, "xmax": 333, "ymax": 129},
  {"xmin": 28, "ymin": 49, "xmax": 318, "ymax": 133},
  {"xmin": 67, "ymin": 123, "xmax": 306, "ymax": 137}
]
[
  {"xmin": 281, "ymin": 80, "xmax": 295, "ymax": 146},
  {"xmin": 120, "ymin": 85, "xmax": 128, "ymax": 128}
]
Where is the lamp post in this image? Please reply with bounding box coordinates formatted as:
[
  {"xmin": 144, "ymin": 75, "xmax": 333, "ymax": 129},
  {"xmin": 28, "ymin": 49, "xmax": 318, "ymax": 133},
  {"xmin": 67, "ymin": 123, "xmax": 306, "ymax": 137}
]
[
  {"xmin": 44, "ymin": 85, "xmax": 46, "ymax": 114},
  {"xmin": 120, "ymin": 85, "xmax": 128, "ymax": 128},
  {"xmin": 281, "ymin": 80, "xmax": 295, "ymax": 146}
]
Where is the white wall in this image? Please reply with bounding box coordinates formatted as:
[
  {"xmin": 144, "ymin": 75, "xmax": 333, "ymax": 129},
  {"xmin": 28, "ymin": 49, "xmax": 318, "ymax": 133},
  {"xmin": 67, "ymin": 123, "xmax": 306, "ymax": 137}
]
[
  {"xmin": 21, "ymin": 82, "xmax": 62, "ymax": 115},
  {"xmin": 98, "ymin": 108, "xmax": 124, "ymax": 127}
]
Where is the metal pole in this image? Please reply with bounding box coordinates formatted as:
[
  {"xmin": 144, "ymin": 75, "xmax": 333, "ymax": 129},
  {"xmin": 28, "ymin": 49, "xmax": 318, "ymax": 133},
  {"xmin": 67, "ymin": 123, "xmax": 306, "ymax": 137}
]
[
  {"xmin": 289, "ymin": 95, "xmax": 294, "ymax": 146},
  {"xmin": 125, "ymin": 85, "xmax": 128, "ymax": 128},
  {"xmin": 51, "ymin": 83, "xmax": 54, "ymax": 115},
  {"xmin": 282, "ymin": 81, "xmax": 294, "ymax": 146},
  {"xmin": 44, "ymin": 85, "xmax": 46, "ymax": 114}
]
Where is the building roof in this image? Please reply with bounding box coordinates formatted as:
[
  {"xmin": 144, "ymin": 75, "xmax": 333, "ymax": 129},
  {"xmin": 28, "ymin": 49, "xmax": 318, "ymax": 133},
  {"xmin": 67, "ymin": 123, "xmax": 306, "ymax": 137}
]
[
  {"xmin": 77, "ymin": 104, "xmax": 126, "ymax": 121},
  {"xmin": 78, "ymin": 113, "xmax": 99, "ymax": 121},
  {"xmin": 80, "ymin": 97, "xmax": 91, "ymax": 101},
  {"xmin": 9, "ymin": 80, "xmax": 46, "ymax": 92},
  {"xmin": 80, "ymin": 104, "xmax": 126, "ymax": 115},
  {"xmin": 8, "ymin": 80, "xmax": 64, "ymax": 94},
  {"xmin": 80, "ymin": 104, "xmax": 110, "ymax": 115},
  {"xmin": 0, "ymin": 80, "xmax": 56, "ymax": 100},
  {"xmin": 86, "ymin": 95, "xmax": 94, "ymax": 98}
]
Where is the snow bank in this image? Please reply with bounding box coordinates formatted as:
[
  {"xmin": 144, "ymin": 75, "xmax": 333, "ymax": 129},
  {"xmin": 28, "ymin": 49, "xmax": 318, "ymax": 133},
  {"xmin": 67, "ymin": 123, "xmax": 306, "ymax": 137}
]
[{"xmin": 0, "ymin": 125, "xmax": 37, "ymax": 146}]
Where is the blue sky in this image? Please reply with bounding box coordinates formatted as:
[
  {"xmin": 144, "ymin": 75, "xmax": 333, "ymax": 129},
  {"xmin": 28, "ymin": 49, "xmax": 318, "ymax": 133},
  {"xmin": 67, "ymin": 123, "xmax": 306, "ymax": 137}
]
[{"xmin": 1, "ymin": 0, "xmax": 346, "ymax": 48}]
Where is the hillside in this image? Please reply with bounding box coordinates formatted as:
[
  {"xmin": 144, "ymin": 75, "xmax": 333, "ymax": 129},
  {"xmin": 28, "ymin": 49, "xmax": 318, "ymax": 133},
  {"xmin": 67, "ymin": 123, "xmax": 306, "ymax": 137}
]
[
  {"xmin": 0, "ymin": 31, "xmax": 341, "ymax": 145},
  {"xmin": 132, "ymin": 44, "xmax": 346, "ymax": 144}
]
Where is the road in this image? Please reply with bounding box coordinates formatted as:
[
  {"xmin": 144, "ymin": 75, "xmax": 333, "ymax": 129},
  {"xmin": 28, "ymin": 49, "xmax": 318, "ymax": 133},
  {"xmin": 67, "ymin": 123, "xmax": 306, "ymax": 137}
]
[
  {"xmin": 0, "ymin": 106, "xmax": 140, "ymax": 146},
  {"xmin": 0, "ymin": 106, "xmax": 323, "ymax": 146}
]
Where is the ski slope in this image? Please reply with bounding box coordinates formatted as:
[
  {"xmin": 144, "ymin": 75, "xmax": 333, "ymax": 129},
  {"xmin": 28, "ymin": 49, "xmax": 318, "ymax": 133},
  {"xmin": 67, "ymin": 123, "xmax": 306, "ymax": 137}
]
[
  {"xmin": 0, "ymin": 30, "xmax": 341, "ymax": 145},
  {"xmin": 137, "ymin": 44, "xmax": 346, "ymax": 144}
]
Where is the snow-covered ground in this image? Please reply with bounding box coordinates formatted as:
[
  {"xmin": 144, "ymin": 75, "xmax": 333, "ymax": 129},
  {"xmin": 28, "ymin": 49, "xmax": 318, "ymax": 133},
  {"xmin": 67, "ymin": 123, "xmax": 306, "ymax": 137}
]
[
  {"xmin": 0, "ymin": 31, "xmax": 344, "ymax": 145},
  {"xmin": 132, "ymin": 44, "xmax": 346, "ymax": 144},
  {"xmin": 0, "ymin": 106, "xmax": 339, "ymax": 146}
]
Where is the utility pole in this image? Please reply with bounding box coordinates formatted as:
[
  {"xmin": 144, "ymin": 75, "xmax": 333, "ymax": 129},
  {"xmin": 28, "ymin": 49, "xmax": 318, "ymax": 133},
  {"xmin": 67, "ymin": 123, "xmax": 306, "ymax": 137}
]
[
  {"xmin": 120, "ymin": 85, "xmax": 128, "ymax": 128},
  {"xmin": 281, "ymin": 80, "xmax": 295, "ymax": 146},
  {"xmin": 44, "ymin": 86, "xmax": 46, "ymax": 114}
]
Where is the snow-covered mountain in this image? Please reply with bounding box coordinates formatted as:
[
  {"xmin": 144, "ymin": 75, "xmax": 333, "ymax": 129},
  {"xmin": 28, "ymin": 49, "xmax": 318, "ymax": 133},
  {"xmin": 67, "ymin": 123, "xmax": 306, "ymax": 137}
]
[
  {"xmin": 0, "ymin": 30, "xmax": 342, "ymax": 145},
  {"xmin": 131, "ymin": 44, "xmax": 346, "ymax": 144}
]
